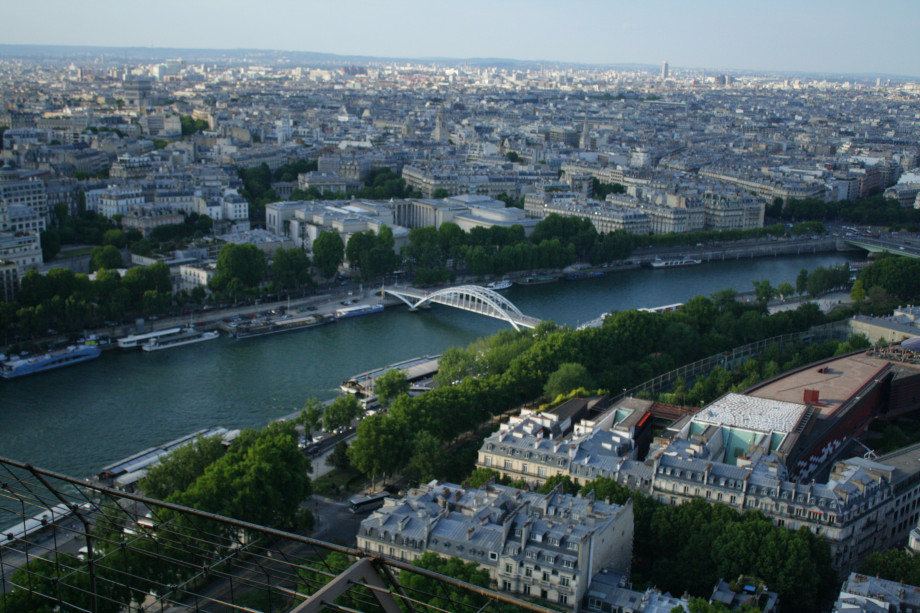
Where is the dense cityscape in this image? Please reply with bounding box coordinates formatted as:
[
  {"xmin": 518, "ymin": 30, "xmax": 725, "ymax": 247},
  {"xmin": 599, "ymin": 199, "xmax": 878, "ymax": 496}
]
[{"xmin": 2, "ymin": 41, "xmax": 920, "ymax": 613}]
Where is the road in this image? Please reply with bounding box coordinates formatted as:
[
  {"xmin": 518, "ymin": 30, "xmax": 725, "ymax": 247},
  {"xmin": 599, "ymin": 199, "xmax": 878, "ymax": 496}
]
[{"xmin": 767, "ymin": 291, "xmax": 852, "ymax": 314}]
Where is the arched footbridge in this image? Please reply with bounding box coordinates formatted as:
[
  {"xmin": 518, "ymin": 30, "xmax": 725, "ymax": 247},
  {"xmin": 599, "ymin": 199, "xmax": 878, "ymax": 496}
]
[{"xmin": 384, "ymin": 285, "xmax": 542, "ymax": 331}]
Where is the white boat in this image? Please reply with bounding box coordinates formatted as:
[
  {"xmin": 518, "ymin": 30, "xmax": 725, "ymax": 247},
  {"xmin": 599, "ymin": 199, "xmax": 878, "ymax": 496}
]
[
  {"xmin": 649, "ymin": 256, "xmax": 702, "ymax": 268},
  {"xmin": 577, "ymin": 312, "xmax": 609, "ymax": 330},
  {"xmin": 485, "ymin": 280, "xmax": 512, "ymax": 291},
  {"xmin": 118, "ymin": 327, "xmax": 183, "ymax": 350},
  {"xmin": 638, "ymin": 303, "xmax": 684, "ymax": 314},
  {"xmin": 334, "ymin": 303, "xmax": 384, "ymax": 320},
  {"xmin": 141, "ymin": 329, "xmax": 220, "ymax": 352}
]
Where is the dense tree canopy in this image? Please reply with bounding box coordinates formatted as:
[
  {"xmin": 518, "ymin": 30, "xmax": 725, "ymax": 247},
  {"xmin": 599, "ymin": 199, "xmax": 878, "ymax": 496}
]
[
  {"xmin": 345, "ymin": 226, "xmax": 399, "ymax": 280},
  {"xmin": 373, "ymin": 368, "xmax": 410, "ymax": 406},
  {"xmin": 210, "ymin": 243, "xmax": 267, "ymax": 296},
  {"xmin": 170, "ymin": 422, "xmax": 311, "ymax": 530},
  {"xmin": 322, "ymin": 394, "xmax": 362, "ymax": 431},
  {"xmin": 543, "ymin": 361, "xmax": 595, "ymax": 399},
  {"xmin": 766, "ymin": 193, "xmax": 920, "ymax": 229},
  {"xmin": 859, "ymin": 549, "xmax": 920, "ymax": 586},
  {"xmin": 271, "ymin": 247, "xmax": 313, "ymax": 292},
  {"xmin": 90, "ymin": 244, "xmax": 123, "ymax": 271},
  {"xmin": 311, "ymin": 231, "xmax": 345, "ymax": 278},
  {"xmin": 858, "ymin": 255, "xmax": 920, "ymax": 303},
  {"xmin": 139, "ymin": 434, "xmax": 227, "ymax": 500}
]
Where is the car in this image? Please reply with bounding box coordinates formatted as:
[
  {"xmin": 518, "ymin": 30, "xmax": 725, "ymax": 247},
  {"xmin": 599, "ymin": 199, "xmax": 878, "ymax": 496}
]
[
  {"xmin": 306, "ymin": 305, "xmax": 318, "ymax": 311},
  {"xmin": 341, "ymin": 300, "xmax": 354, "ymax": 305}
]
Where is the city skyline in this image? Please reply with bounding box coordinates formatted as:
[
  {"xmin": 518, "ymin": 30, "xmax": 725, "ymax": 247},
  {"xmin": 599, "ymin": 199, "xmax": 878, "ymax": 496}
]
[{"xmin": 5, "ymin": 0, "xmax": 920, "ymax": 78}]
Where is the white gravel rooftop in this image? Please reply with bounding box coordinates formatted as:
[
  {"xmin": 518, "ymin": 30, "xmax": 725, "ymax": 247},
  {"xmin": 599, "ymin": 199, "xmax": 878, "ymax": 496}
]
[{"xmin": 693, "ymin": 393, "xmax": 807, "ymax": 434}]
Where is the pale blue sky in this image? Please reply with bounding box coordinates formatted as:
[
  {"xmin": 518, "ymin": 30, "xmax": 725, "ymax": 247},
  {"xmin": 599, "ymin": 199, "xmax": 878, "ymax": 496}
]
[{"xmin": 6, "ymin": 0, "xmax": 920, "ymax": 76}]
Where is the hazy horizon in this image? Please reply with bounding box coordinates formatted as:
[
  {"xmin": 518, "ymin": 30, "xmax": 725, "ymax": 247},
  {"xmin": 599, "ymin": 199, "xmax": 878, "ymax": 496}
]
[{"xmin": 5, "ymin": 1, "xmax": 920, "ymax": 78}]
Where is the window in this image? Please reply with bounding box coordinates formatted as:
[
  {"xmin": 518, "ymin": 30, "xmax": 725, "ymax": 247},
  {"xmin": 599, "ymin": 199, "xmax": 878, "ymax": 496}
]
[
  {"xmin": 503, "ymin": 580, "xmax": 511, "ymax": 591},
  {"xmin": 504, "ymin": 460, "xmax": 513, "ymax": 470},
  {"xmin": 543, "ymin": 572, "xmax": 550, "ymax": 582},
  {"xmin": 560, "ymin": 576, "xmax": 570, "ymax": 587},
  {"xmin": 489, "ymin": 551, "xmax": 498, "ymax": 561},
  {"xmin": 523, "ymin": 585, "xmax": 531, "ymax": 595},
  {"xmin": 522, "ymin": 463, "xmax": 528, "ymax": 474},
  {"xmin": 566, "ymin": 542, "xmax": 578, "ymax": 552},
  {"xmin": 481, "ymin": 456, "xmax": 491, "ymax": 466},
  {"xmin": 563, "ymin": 559, "xmax": 575, "ymax": 569},
  {"xmin": 505, "ymin": 563, "xmax": 513, "ymax": 573},
  {"xmin": 538, "ymin": 466, "xmax": 546, "ymax": 478},
  {"xmin": 525, "ymin": 568, "xmax": 533, "ymax": 577},
  {"xmin": 559, "ymin": 594, "xmax": 568, "ymax": 605}
]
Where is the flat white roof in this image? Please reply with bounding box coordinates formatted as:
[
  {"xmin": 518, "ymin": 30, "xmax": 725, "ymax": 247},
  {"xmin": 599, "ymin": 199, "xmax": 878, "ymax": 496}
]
[{"xmin": 693, "ymin": 393, "xmax": 807, "ymax": 434}]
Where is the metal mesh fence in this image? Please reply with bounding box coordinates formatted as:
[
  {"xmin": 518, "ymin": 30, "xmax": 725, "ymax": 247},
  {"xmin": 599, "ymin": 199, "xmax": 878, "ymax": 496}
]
[{"xmin": 0, "ymin": 458, "xmax": 555, "ymax": 613}]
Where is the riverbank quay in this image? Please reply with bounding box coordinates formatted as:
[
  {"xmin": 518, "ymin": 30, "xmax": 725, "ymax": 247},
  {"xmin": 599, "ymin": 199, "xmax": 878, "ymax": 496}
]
[
  {"xmin": 1, "ymin": 234, "xmax": 857, "ymax": 356},
  {"xmin": 0, "ymin": 251, "xmax": 856, "ymax": 485}
]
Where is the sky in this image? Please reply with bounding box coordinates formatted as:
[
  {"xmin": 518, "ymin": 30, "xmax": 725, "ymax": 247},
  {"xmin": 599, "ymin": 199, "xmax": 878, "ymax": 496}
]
[{"xmin": 6, "ymin": 0, "xmax": 920, "ymax": 77}]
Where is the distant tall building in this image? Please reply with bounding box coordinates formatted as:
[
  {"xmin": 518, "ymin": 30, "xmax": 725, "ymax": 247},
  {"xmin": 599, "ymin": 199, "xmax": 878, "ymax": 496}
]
[
  {"xmin": 432, "ymin": 106, "xmax": 448, "ymax": 143},
  {"xmin": 661, "ymin": 61, "xmax": 668, "ymax": 79}
]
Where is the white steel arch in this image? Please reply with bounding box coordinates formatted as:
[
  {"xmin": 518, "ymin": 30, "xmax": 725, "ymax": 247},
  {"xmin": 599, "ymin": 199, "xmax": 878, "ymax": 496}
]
[{"xmin": 384, "ymin": 285, "xmax": 537, "ymax": 330}]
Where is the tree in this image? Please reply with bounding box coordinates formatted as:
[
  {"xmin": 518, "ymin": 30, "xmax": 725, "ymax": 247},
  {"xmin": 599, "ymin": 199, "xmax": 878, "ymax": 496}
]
[
  {"xmin": 777, "ymin": 281, "xmax": 794, "ymax": 300},
  {"xmin": 752, "ymin": 280, "xmax": 775, "ymax": 311},
  {"xmin": 345, "ymin": 230, "xmax": 376, "ymax": 277},
  {"xmin": 311, "ymin": 231, "xmax": 344, "ymax": 278},
  {"xmin": 139, "ymin": 435, "xmax": 226, "ymax": 500},
  {"xmin": 40, "ymin": 229, "xmax": 61, "ymax": 262},
  {"xmin": 90, "ymin": 244, "xmax": 123, "ymax": 271},
  {"xmin": 173, "ymin": 422, "xmax": 311, "ymax": 530},
  {"xmin": 796, "ymin": 268, "xmax": 809, "ymax": 296},
  {"xmin": 103, "ymin": 229, "xmax": 127, "ymax": 249},
  {"xmin": 322, "ymin": 394, "xmax": 362, "ymax": 431},
  {"xmin": 536, "ymin": 474, "xmax": 580, "ymax": 495},
  {"xmin": 398, "ymin": 552, "xmax": 495, "ymax": 612},
  {"xmin": 859, "ymin": 549, "xmax": 920, "ymax": 586},
  {"xmin": 179, "ymin": 115, "xmax": 209, "ymax": 136},
  {"xmin": 543, "ymin": 362, "xmax": 594, "ymax": 399},
  {"xmin": 348, "ymin": 414, "xmax": 410, "ymax": 486},
  {"xmin": 405, "ymin": 431, "xmax": 445, "ymax": 483},
  {"xmin": 464, "ymin": 468, "xmax": 507, "ymax": 489},
  {"xmin": 298, "ymin": 398, "xmax": 324, "ymax": 439},
  {"xmin": 850, "ymin": 278, "xmax": 866, "ymax": 312},
  {"xmin": 210, "ymin": 243, "xmax": 267, "ymax": 295},
  {"xmin": 326, "ymin": 440, "xmax": 351, "ymax": 470},
  {"xmin": 271, "ymin": 247, "xmax": 312, "ymax": 292},
  {"xmin": 374, "ymin": 369, "xmax": 410, "ymax": 406}
]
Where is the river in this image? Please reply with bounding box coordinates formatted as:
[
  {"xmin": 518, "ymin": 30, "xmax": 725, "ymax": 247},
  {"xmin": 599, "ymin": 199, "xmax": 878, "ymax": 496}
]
[{"xmin": 0, "ymin": 252, "xmax": 856, "ymax": 481}]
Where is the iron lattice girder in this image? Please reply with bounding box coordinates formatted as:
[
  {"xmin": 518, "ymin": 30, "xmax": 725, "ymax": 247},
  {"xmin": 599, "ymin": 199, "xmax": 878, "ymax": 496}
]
[{"xmin": 0, "ymin": 457, "xmax": 557, "ymax": 613}]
